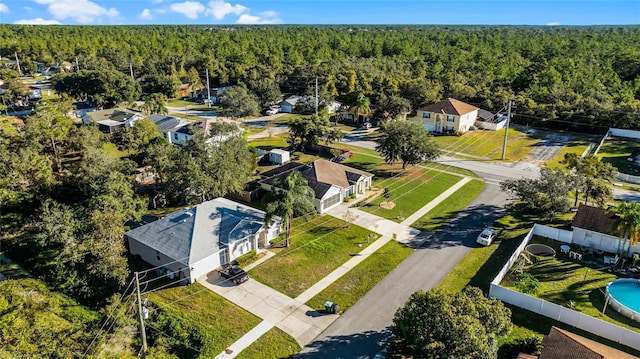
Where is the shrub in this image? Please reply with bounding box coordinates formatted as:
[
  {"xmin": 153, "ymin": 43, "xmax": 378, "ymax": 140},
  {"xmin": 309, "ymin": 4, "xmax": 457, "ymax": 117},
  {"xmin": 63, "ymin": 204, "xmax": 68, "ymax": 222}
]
[
  {"xmin": 515, "ymin": 272, "xmax": 540, "ymax": 295},
  {"xmin": 499, "ymin": 336, "xmax": 543, "ymax": 358}
]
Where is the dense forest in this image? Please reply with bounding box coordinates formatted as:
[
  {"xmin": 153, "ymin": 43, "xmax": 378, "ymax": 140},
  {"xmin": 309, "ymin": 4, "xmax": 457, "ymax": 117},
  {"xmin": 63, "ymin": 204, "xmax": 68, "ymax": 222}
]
[{"xmin": 1, "ymin": 25, "xmax": 639, "ymax": 130}]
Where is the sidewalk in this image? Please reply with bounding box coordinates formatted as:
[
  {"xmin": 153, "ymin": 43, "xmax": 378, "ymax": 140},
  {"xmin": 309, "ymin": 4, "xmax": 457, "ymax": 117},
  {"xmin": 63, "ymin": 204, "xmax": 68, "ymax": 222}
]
[{"xmin": 203, "ymin": 175, "xmax": 473, "ymax": 358}]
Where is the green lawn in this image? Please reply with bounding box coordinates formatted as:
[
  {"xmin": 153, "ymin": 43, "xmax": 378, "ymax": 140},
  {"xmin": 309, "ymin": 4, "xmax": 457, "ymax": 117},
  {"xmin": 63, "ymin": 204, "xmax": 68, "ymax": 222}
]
[
  {"xmin": 545, "ymin": 139, "xmax": 592, "ymax": 169},
  {"xmin": 597, "ymin": 137, "xmax": 640, "ymax": 175},
  {"xmin": 432, "ymin": 128, "xmax": 530, "ymax": 158},
  {"xmin": 248, "ymin": 136, "xmax": 289, "ymax": 150},
  {"xmin": 495, "ymin": 134, "xmax": 542, "ymax": 161},
  {"xmin": 306, "ymin": 239, "xmax": 414, "ymax": 312},
  {"xmin": 102, "ymin": 142, "xmax": 129, "ymax": 159},
  {"xmin": 249, "ymin": 215, "xmax": 375, "ymax": 298},
  {"xmin": 148, "ymin": 284, "xmax": 262, "ymax": 357},
  {"xmin": 359, "ymin": 168, "xmax": 462, "ymax": 222},
  {"xmin": 342, "ymin": 152, "xmax": 385, "ymax": 173},
  {"xmin": 411, "ymin": 179, "xmax": 485, "ymax": 231},
  {"xmin": 167, "ymin": 98, "xmax": 198, "ymax": 107},
  {"xmin": 501, "ymin": 236, "xmax": 640, "ymax": 333},
  {"xmin": 235, "ymin": 327, "xmax": 300, "ymax": 359}
]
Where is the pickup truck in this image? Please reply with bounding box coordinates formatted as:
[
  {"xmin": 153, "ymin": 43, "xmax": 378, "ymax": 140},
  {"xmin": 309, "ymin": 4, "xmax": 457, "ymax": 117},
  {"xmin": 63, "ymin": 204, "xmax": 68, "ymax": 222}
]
[{"xmin": 218, "ymin": 265, "xmax": 249, "ymax": 285}]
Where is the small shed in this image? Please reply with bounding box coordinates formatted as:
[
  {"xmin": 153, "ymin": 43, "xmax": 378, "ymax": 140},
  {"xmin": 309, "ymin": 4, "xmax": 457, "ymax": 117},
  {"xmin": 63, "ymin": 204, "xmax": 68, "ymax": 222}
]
[{"xmin": 269, "ymin": 149, "xmax": 290, "ymax": 164}]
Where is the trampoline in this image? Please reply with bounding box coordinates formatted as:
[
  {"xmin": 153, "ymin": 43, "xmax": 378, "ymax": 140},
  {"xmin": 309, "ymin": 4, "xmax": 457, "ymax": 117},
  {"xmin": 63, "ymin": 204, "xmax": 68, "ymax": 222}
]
[{"xmin": 525, "ymin": 244, "xmax": 556, "ymax": 259}]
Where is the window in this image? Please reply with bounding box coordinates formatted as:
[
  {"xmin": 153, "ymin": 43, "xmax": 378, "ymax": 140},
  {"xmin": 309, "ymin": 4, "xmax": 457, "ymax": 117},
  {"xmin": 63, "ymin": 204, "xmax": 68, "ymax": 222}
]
[
  {"xmin": 446, "ymin": 125, "xmax": 454, "ymax": 131},
  {"xmin": 447, "ymin": 115, "xmax": 455, "ymax": 122},
  {"xmin": 173, "ymin": 133, "xmax": 179, "ymax": 141},
  {"xmin": 423, "ymin": 112, "xmax": 430, "ymax": 119}
]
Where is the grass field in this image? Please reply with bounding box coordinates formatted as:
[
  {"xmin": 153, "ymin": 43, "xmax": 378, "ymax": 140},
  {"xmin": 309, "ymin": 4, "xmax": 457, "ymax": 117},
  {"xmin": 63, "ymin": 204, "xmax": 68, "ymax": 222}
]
[
  {"xmin": 249, "ymin": 215, "xmax": 375, "ymax": 298},
  {"xmin": 306, "ymin": 239, "xmax": 414, "ymax": 312},
  {"xmin": 148, "ymin": 284, "xmax": 262, "ymax": 357},
  {"xmin": 545, "ymin": 139, "xmax": 593, "ymax": 169},
  {"xmin": 597, "ymin": 137, "xmax": 640, "ymax": 175},
  {"xmin": 235, "ymin": 327, "xmax": 300, "ymax": 359},
  {"xmin": 248, "ymin": 136, "xmax": 289, "ymax": 150},
  {"xmin": 102, "ymin": 142, "xmax": 129, "ymax": 158},
  {"xmin": 411, "ymin": 179, "xmax": 485, "ymax": 231},
  {"xmin": 432, "ymin": 128, "xmax": 531, "ymax": 158},
  {"xmin": 359, "ymin": 168, "xmax": 462, "ymax": 222}
]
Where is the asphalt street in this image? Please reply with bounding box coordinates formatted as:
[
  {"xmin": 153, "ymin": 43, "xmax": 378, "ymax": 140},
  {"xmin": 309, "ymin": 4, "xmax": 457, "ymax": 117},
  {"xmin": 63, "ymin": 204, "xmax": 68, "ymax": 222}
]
[{"xmin": 297, "ymin": 182, "xmax": 510, "ymax": 358}]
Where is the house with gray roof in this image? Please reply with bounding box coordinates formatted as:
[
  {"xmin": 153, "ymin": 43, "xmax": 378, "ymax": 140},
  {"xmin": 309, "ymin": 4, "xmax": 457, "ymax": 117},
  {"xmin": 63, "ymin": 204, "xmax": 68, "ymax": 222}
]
[
  {"xmin": 259, "ymin": 159, "xmax": 374, "ymax": 213},
  {"xmin": 148, "ymin": 114, "xmax": 191, "ymax": 144},
  {"xmin": 125, "ymin": 197, "xmax": 281, "ymax": 284},
  {"xmin": 81, "ymin": 108, "xmax": 143, "ymax": 134}
]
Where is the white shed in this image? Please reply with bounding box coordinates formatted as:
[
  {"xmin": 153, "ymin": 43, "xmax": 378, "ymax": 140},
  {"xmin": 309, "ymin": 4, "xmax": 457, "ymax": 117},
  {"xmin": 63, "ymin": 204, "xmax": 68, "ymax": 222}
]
[{"xmin": 269, "ymin": 149, "xmax": 290, "ymax": 164}]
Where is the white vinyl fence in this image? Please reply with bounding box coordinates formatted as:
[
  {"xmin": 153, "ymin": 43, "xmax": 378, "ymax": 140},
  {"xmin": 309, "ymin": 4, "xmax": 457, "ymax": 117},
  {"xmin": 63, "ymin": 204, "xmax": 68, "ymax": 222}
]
[
  {"xmin": 489, "ymin": 224, "xmax": 640, "ymax": 351},
  {"xmin": 609, "ymin": 128, "xmax": 640, "ymax": 140}
]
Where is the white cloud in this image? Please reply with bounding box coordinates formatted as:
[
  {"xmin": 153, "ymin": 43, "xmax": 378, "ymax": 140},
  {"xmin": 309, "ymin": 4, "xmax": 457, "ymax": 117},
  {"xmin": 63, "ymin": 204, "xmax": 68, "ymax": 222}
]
[
  {"xmin": 0, "ymin": 3, "xmax": 9, "ymax": 13},
  {"xmin": 34, "ymin": 0, "xmax": 119, "ymax": 24},
  {"xmin": 170, "ymin": 1, "xmax": 205, "ymax": 19},
  {"xmin": 236, "ymin": 11, "xmax": 281, "ymax": 25},
  {"xmin": 206, "ymin": 0, "xmax": 247, "ymax": 20},
  {"xmin": 151, "ymin": 0, "xmax": 164, "ymax": 3},
  {"xmin": 546, "ymin": 22, "xmax": 561, "ymax": 26},
  {"xmin": 14, "ymin": 17, "xmax": 62, "ymax": 25},
  {"xmin": 140, "ymin": 8, "xmax": 152, "ymax": 20},
  {"xmin": 24, "ymin": 6, "xmax": 32, "ymax": 12}
]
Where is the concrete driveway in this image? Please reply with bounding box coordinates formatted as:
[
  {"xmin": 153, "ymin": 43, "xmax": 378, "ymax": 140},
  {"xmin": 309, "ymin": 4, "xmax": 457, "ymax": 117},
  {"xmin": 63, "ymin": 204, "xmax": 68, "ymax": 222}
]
[{"xmin": 198, "ymin": 271, "xmax": 337, "ymax": 347}]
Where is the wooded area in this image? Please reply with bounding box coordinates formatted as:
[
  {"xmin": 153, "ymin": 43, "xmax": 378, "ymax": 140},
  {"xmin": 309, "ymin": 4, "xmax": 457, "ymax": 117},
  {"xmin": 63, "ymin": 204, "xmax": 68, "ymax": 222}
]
[{"xmin": 1, "ymin": 25, "xmax": 639, "ymax": 130}]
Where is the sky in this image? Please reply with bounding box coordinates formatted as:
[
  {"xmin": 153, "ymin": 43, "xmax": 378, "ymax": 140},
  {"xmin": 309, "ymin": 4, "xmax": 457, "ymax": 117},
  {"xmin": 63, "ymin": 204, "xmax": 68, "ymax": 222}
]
[{"xmin": 0, "ymin": 0, "xmax": 637, "ymax": 26}]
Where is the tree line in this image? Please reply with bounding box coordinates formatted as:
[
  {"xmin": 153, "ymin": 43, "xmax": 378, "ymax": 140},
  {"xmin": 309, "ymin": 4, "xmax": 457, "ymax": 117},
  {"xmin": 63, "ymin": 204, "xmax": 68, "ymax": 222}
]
[{"xmin": 1, "ymin": 25, "xmax": 639, "ymax": 130}]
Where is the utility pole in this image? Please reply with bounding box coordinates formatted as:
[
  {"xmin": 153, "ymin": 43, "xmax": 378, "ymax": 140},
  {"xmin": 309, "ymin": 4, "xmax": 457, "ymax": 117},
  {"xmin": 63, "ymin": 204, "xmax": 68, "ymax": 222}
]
[
  {"xmin": 315, "ymin": 76, "xmax": 318, "ymax": 116},
  {"xmin": 135, "ymin": 272, "xmax": 148, "ymax": 353},
  {"xmin": 206, "ymin": 68, "xmax": 211, "ymax": 108},
  {"xmin": 15, "ymin": 52, "xmax": 21, "ymax": 76},
  {"xmin": 75, "ymin": 57, "xmax": 80, "ymax": 71},
  {"xmin": 501, "ymin": 99, "xmax": 513, "ymax": 160},
  {"xmin": 129, "ymin": 62, "xmax": 134, "ymax": 80}
]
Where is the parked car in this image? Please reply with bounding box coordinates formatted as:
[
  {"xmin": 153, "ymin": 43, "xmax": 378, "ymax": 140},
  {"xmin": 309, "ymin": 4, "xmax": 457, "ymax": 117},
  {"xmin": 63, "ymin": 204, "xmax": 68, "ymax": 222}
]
[
  {"xmin": 264, "ymin": 107, "xmax": 280, "ymax": 115},
  {"xmin": 219, "ymin": 265, "xmax": 249, "ymax": 285},
  {"xmin": 476, "ymin": 228, "xmax": 497, "ymax": 246}
]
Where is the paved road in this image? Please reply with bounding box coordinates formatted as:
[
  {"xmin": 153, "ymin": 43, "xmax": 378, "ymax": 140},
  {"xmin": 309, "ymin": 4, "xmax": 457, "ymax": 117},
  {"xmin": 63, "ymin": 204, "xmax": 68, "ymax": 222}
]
[{"xmin": 298, "ymin": 182, "xmax": 510, "ymax": 358}]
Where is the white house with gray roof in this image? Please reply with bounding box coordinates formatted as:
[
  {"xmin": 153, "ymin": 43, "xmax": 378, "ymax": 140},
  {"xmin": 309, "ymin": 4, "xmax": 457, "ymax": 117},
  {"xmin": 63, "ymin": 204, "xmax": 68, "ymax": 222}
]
[{"xmin": 125, "ymin": 198, "xmax": 281, "ymax": 284}]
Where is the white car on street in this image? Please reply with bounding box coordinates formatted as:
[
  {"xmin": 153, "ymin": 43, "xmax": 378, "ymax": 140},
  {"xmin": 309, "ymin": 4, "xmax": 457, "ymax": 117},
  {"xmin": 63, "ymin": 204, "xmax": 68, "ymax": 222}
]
[{"xmin": 476, "ymin": 228, "xmax": 497, "ymax": 246}]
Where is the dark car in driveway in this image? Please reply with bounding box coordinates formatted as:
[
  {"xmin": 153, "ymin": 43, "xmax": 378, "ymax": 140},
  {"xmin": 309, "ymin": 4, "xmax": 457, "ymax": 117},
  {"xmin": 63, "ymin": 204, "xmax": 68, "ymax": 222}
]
[{"xmin": 219, "ymin": 265, "xmax": 249, "ymax": 285}]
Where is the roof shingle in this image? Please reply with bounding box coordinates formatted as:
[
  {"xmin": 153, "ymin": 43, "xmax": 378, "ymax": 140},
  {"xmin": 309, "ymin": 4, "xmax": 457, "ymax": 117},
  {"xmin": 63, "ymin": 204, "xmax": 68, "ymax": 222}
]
[{"xmin": 418, "ymin": 97, "xmax": 478, "ymax": 116}]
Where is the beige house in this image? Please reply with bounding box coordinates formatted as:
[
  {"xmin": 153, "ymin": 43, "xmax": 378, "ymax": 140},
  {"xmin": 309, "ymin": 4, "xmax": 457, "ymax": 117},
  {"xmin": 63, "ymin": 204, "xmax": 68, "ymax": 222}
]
[
  {"xmin": 417, "ymin": 98, "xmax": 479, "ymax": 134},
  {"xmin": 125, "ymin": 198, "xmax": 281, "ymax": 284},
  {"xmin": 259, "ymin": 159, "xmax": 374, "ymax": 213}
]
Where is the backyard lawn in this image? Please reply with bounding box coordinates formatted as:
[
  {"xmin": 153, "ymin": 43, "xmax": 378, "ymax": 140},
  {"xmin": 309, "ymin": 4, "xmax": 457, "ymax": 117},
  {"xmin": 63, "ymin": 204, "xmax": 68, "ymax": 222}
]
[
  {"xmin": 597, "ymin": 137, "xmax": 640, "ymax": 175},
  {"xmin": 501, "ymin": 236, "xmax": 640, "ymax": 333},
  {"xmin": 248, "ymin": 135, "xmax": 289, "ymax": 150},
  {"xmin": 249, "ymin": 215, "xmax": 375, "ymax": 298},
  {"xmin": 359, "ymin": 168, "xmax": 462, "ymax": 222},
  {"xmin": 235, "ymin": 327, "xmax": 300, "ymax": 359},
  {"xmin": 148, "ymin": 284, "xmax": 262, "ymax": 357},
  {"xmin": 435, "ymin": 211, "xmax": 640, "ymax": 357},
  {"xmin": 306, "ymin": 239, "xmax": 414, "ymax": 312}
]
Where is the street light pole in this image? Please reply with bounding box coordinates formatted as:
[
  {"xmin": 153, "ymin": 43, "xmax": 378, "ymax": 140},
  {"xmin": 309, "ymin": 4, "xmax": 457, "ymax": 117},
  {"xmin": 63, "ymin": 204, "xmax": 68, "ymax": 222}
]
[{"xmin": 501, "ymin": 99, "xmax": 512, "ymax": 161}]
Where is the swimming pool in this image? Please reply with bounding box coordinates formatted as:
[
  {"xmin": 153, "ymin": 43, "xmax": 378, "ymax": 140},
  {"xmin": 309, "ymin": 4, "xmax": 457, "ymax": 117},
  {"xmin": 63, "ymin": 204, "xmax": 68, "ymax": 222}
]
[{"xmin": 606, "ymin": 279, "xmax": 640, "ymax": 323}]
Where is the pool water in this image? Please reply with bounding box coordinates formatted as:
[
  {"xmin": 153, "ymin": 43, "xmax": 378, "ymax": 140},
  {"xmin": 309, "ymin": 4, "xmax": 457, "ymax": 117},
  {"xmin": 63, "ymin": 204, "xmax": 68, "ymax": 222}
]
[{"xmin": 608, "ymin": 280, "xmax": 640, "ymax": 313}]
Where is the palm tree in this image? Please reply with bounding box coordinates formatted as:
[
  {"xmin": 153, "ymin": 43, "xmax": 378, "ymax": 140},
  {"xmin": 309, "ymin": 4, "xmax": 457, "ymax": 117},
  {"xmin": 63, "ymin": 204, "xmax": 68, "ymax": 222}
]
[
  {"xmin": 264, "ymin": 171, "xmax": 316, "ymax": 248},
  {"xmin": 353, "ymin": 92, "xmax": 370, "ymax": 123},
  {"xmin": 612, "ymin": 201, "xmax": 640, "ymax": 260},
  {"xmin": 142, "ymin": 93, "xmax": 168, "ymax": 115}
]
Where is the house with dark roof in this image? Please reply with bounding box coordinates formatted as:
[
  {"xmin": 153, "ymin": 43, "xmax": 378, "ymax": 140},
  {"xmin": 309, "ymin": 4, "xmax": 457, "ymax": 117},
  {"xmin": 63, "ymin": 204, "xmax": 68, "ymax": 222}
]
[
  {"xmin": 125, "ymin": 197, "xmax": 281, "ymax": 284},
  {"xmin": 571, "ymin": 204, "xmax": 639, "ymax": 255},
  {"xmin": 81, "ymin": 108, "xmax": 144, "ymax": 134},
  {"xmin": 148, "ymin": 114, "xmax": 190, "ymax": 144},
  {"xmin": 259, "ymin": 159, "xmax": 374, "ymax": 213},
  {"xmin": 417, "ymin": 98, "xmax": 507, "ymax": 133},
  {"xmin": 537, "ymin": 326, "xmax": 637, "ymax": 359}
]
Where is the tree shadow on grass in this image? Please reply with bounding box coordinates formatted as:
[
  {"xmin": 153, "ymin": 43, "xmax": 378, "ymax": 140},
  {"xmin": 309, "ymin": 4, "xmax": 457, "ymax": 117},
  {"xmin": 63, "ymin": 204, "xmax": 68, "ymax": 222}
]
[{"xmin": 294, "ymin": 329, "xmax": 389, "ymax": 359}]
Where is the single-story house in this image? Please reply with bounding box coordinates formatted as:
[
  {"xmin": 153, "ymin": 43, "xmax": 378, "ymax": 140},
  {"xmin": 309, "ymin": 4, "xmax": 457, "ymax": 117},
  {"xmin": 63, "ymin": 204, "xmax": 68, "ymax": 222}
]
[
  {"xmin": 537, "ymin": 326, "xmax": 636, "ymax": 359},
  {"xmin": 125, "ymin": 197, "xmax": 282, "ymax": 284},
  {"xmin": 279, "ymin": 95, "xmax": 302, "ymax": 113},
  {"xmin": 341, "ymin": 105, "xmax": 374, "ymax": 122},
  {"xmin": 269, "ymin": 149, "xmax": 290, "ymax": 164},
  {"xmin": 148, "ymin": 114, "xmax": 191, "ymax": 144},
  {"xmin": 170, "ymin": 119, "xmax": 241, "ymax": 146},
  {"xmin": 81, "ymin": 108, "xmax": 143, "ymax": 134},
  {"xmin": 417, "ymin": 98, "xmax": 479, "ymax": 134},
  {"xmin": 193, "ymin": 86, "xmax": 230, "ymax": 104},
  {"xmin": 571, "ymin": 204, "xmax": 640, "ymax": 255},
  {"xmin": 259, "ymin": 159, "xmax": 374, "ymax": 213},
  {"xmin": 476, "ymin": 108, "xmax": 508, "ymax": 131}
]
